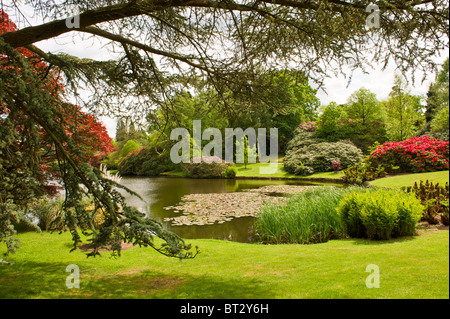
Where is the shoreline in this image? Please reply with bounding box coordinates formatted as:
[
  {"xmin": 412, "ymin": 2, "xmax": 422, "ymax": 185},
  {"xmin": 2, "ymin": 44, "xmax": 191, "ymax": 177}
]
[{"xmin": 158, "ymin": 172, "xmax": 348, "ymax": 184}]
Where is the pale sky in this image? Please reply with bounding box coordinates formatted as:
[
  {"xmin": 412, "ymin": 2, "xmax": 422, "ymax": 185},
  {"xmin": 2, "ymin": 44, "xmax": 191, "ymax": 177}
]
[
  {"xmin": 4, "ymin": 3, "xmax": 448, "ymax": 137},
  {"xmin": 34, "ymin": 32, "xmax": 447, "ymax": 138}
]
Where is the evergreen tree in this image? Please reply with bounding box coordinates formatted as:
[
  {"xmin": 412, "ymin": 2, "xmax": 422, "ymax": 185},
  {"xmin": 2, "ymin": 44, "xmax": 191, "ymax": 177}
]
[{"xmin": 115, "ymin": 119, "xmax": 128, "ymax": 143}]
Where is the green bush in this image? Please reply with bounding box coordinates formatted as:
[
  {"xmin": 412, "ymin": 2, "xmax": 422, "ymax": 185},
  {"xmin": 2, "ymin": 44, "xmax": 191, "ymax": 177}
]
[
  {"xmin": 285, "ymin": 129, "xmax": 325, "ymax": 152},
  {"xmin": 283, "ymin": 141, "xmax": 363, "ymax": 175},
  {"xmin": 121, "ymin": 140, "xmax": 141, "ymax": 158},
  {"xmin": 342, "ymin": 161, "xmax": 388, "ymax": 185},
  {"xmin": 224, "ymin": 166, "xmax": 238, "ymax": 179},
  {"xmin": 294, "ymin": 163, "xmax": 315, "ymax": 176},
  {"xmin": 182, "ymin": 156, "xmax": 231, "ymax": 178},
  {"xmin": 29, "ymin": 196, "xmax": 66, "ymax": 231},
  {"xmin": 337, "ymin": 189, "xmax": 424, "ymax": 240},
  {"xmin": 255, "ymin": 186, "xmax": 367, "ymax": 244},
  {"xmin": 118, "ymin": 147, "xmax": 175, "ymax": 176}
]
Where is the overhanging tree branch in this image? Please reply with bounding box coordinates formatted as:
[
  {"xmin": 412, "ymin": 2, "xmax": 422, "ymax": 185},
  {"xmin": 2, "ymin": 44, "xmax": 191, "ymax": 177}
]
[{"xmin": 2, "ymin": 0, "xmax": 445, "ymax": 49}]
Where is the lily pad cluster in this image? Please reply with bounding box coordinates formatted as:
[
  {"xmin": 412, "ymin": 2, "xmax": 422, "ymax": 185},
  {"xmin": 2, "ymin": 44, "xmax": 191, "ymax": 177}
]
[
  {"xmin": 163, "ymin": 185, "xmax": 312, "ymax": 226},
  {"xmin": 247, "ymin": 185, "xmax": 311, "ymax": 195}
]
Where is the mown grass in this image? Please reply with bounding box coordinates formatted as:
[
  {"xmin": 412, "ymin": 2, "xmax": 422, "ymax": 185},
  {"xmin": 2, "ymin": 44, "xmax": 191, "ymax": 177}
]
[
  {"xmin": 369, "ymin": 170, "xmax": 449, "ymax": 188},
  {"xmin": 0, "ymin": 230, "xmax": 448, "ymax": 299}
]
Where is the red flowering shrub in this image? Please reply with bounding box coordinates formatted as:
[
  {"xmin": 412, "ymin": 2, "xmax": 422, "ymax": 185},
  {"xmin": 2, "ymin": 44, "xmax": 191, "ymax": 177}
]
[{"xmin": 370, "ymin": 136, "xmax": 449, "ymax": 173}]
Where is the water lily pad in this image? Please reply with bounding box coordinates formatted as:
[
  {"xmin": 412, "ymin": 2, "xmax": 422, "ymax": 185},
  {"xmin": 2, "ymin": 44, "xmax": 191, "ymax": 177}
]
[{"xmin": 162, "ymin": 185, "xmax": 312, "ymax": 226}]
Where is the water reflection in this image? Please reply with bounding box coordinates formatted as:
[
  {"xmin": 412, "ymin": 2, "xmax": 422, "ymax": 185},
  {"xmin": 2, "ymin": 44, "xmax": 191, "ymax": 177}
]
[{"xmin": 118, "ymin": 177, "xmax": 331, "ymax": 243}]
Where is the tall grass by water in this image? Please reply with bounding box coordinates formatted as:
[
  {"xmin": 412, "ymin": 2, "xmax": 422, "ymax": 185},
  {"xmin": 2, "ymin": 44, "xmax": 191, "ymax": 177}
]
[{"xmin": 255, "ymin": 186, "xmax": 368, "ymax": 244}]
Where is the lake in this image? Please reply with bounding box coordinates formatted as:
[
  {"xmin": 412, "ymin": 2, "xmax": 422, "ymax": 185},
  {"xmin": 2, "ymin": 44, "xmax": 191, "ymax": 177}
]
[{"xmin": 119, "ymin": 176, "xmax": 337, "ymax": 243}]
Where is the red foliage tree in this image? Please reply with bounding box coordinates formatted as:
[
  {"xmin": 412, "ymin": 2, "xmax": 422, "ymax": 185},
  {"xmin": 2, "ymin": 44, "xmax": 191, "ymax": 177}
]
[{"xmin": 1, "ymin": 10, "xmax": 114, "ymax": 194}]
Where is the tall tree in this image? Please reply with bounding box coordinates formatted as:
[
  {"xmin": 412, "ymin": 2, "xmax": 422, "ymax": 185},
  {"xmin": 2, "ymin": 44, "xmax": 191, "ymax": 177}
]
[
  {"xmin": 345, "ymin": 88, "xmax": 384, "ymax": 126},
  {"xmin": 426, "ymin": 58, "xmax": 449, "ymax": 139},
  {"xmin": 1, "ymin": 1, "xmax": 447, "ymax": 121},
  {"xmin": 344, "ymin": 87, "xmax": 387, "ymax": 151},
  {"xmin": 230, "ymin": 70, "xmax": 320, "ymax": 151},
  {"xmin": 426, "ymin": 58, "xmax": 449, "ymax": 123},
  {"xmin": 316, "ymin": 102, "xmax": 352, "ymax": 141},
  {"xmin": 384, "ymin": 74, "xmax": 425, "ymax": 141}
]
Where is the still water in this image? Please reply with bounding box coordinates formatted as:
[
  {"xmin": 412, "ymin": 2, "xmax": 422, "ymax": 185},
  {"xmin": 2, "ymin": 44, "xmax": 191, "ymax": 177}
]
[{"xmin": 119, "ymin": 177, "xmax": 333, "ymax": 243}]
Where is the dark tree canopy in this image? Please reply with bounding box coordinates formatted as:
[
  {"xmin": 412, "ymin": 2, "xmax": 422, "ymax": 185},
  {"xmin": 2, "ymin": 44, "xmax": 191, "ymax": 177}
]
[
  {"xmin": 0, "ymin": 0, "xmax": 448, "ymax": 258},
  {"xmin": 1, "ymin": 0, "xmax": 448, "ymax": 121}
]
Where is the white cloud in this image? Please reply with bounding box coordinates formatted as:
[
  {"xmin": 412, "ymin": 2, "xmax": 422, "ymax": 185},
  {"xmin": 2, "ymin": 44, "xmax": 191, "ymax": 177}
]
[{"xmin": 315, "ymin": 51, "xmax": 449, "ymax": 106}]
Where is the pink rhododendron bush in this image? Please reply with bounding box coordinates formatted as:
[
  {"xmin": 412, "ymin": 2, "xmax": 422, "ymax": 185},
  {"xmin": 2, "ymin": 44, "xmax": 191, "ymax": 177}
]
[{"xmin": 369, "ymin": 136, "xmax": 449, "ymax": 173}]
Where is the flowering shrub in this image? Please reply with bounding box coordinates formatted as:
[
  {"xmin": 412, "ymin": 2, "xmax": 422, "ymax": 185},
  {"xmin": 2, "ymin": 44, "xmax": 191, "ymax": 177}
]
[
  {"xmin": 283, "ymin": 141, "xmax": 364, "ymax": 175},
  {"xmin": 369, "ymin": 136, "xmax": 449, "ymax": 173},
  {"xmin": 297, "ymin": 121, "xmax": 318, "ymax": 132},
  {"xmin": 331, "ymin": 161, "xmax": 341, "ymax": 172}
]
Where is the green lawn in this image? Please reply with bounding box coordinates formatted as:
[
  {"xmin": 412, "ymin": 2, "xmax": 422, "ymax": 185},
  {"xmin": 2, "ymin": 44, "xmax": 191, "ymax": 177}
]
[
  {"xmin": 1, "ymin": 230, "xmax": 448, "ymax": 299},
  {"xmin": 369, "ymin": 170, "xmax": 449, "ymax": 189}
]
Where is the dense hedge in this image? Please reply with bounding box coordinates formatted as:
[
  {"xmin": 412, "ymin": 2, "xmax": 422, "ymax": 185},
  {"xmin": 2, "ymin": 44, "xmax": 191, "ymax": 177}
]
[
  {"xmin": 283, "ymin": 141, "xmax": 364, "ymax": 175},
  {"xmin": 337, "ymin": 189, "xmax": 424, "ymax": 240},
  {"xmin": 118, "ymin": 147, "xmax": 175, "ymax": 176}
]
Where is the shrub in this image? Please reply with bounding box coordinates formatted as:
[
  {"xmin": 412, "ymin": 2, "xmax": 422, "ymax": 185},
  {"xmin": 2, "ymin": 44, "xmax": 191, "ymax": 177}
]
[
  {"xmin": 342, "ymin": 162, "xmax": 388, "ymax": 185},
  {"xmin": 296, "ymin": 121, "xmax": 318, "ymax": 132},
  {"xmin": 403, "ymin": 180, "xmax": 449, "ymax": 225},
  {"xmin": 182, "ymin": 156, "xmax": 231, "ymax": 178},
  {"xmin": 121, "ymin": 139, "xmax": 141, "ymax": 158},
  {"xmin": 294, "ymin": 163, "xmax": 315, "ymax": 176},
  {"xmin": 430, "ymin": 129, "xmax": 449, "ymax": 142},
  {"xmin": 283, "ymin": 141, "xmax": 363, "ymax": 175},
  {"xmin": 369, "ymin": 136, "xmax": 449, "ymax": 173},
  {"xmin": 285, "ymin": 128, "xmax": 325, "ymax": 152},
  {"xmin": 337, "ymin": 189, "xmax": 424, "ymax": 240},
  {"xmin": 29, "ymin": 196, "xmax": 66, "ymax": 231},
  {"xmin": 224, "ymin": 166, "xmax": 238, "ymax": 179},
  {"xmin": 255, "ymin": 186, "xmax": 367, "ymax": 244},
  {"xmin": 331, "ymin": 161, "xmax": 341, "ymax": 172},
  {"xmin": 315, "ymin": 102, "xmax": 355, "ymax": 141},
  {"xmin": 118, "ymin": 147, "xmax": 175, "ymax": 176}
]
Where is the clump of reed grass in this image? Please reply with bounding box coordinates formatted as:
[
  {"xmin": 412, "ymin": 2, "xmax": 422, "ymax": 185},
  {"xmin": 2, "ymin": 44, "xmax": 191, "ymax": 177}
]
[{"xmin": 255, "ymin": 186, "xmax": 368, "ymax": 244}]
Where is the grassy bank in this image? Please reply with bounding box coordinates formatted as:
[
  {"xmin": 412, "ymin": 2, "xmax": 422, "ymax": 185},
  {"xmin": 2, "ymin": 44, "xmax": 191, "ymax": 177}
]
[
  {"xmin": 162, "ymin": 162, "xmax": 345, "ymax": 180},
  {"xmin": 0, "ymin": 230, "xmax": 448, "ymax": 299},
  {"xmin": 369, "ymin": 170, "xmax": 449, "ymax": 188}
]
